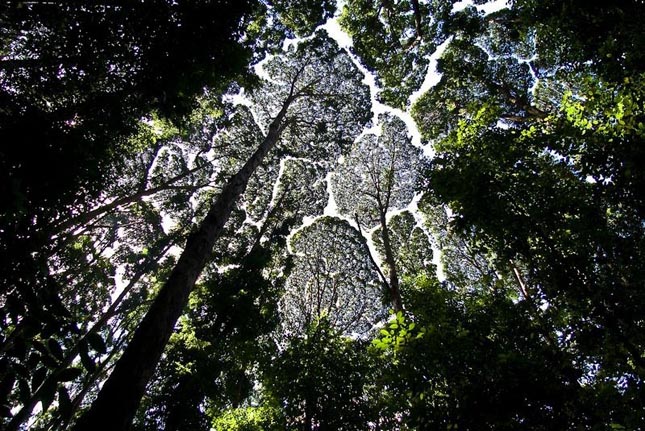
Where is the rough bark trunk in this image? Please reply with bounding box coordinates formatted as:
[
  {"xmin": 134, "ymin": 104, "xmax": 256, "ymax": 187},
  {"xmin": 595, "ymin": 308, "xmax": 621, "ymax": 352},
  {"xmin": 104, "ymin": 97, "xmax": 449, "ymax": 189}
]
[
  {"xmin": 410, "ymin": 0, "xmax": 423, "ymax": 39},
  {"xmin": 3, "ymin": 236, "xmax": 173, "ymax": 431},
  {"xmin": 56, "ymin": 334, "xmax": 126, "ymax": 431},
  {"xmin": 71, "ymin": 103, "xmax": 290, "ymax": 431},
  {"xmin": 378, "ymin": 209, "xmax": 403, "ymax": 312},
  {"xmin": 50, "ymin": 164, "xmax": 204, "ymax": 236},
  {"xmin": 354, "ymin": 213, "xmax": 390, "ymax": 292}
]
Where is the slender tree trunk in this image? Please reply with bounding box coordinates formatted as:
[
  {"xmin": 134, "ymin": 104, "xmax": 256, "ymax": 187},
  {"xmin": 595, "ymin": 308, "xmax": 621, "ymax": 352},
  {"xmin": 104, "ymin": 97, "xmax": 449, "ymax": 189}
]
[
  {"xmin": 410, "ymin": 0, "xmax": 423, "ymax": 38},
  {"xmin": 50, "ymin": 164, "xmax": 204, "ymax": 236},
  {"xmin": 510, "ymin": 259, "xmax": 531, "ymax": 301},
  {"xmin": 378, "ymin": 209, "xmax": 403, "ymax": 312},
  {"xmin": 303, "ymin": 396, "xmax": 313, "ymax": 431},
  {"xmin": 71, "ymin": 101, "xmax": 291, "ymax": 431},
  {"xmin": 3, "ymin": 236, "xmax": 175, "ymax": 431},
  {"xmin": 247, "ymin": 190, "xmax": 288, "ymax": 254},
  {"xmin": 51, "ymin": 334, "xmax": 127, "ymax": 431},
  {"xmin": 354, "ymin": 213, "xmax": 390, "ymax": 293}
]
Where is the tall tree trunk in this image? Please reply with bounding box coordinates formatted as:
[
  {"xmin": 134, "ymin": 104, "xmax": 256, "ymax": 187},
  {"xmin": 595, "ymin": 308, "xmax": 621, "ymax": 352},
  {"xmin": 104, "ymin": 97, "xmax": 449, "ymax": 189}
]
[
  {"xmin": 303, "ymin": 396, "xmax": 314, "ymax": 431},
  {"xmin": 3, "ymin": 236, "xmax": 174, "ymax": 431},
  {"xmin": 50, "ymin": 164, "xmax": 205, "ymax": 236},
  {"xmin": 410, "ymin": 0, "xmax": 423, "ymax": 39},
  {"xmin": 378, "ymin": 209, "xmax": 403, "ymax": 312},
  {"xmin": 354, "ymin": 213, "xmax": 391, "ymax": 295},
  {"xmin": 52, "ymin": 333, "xmax": 127, "ymax": 431},
  {"xmin": 71, "ymin": 101, "xmax": 291, "ymax": 431}
]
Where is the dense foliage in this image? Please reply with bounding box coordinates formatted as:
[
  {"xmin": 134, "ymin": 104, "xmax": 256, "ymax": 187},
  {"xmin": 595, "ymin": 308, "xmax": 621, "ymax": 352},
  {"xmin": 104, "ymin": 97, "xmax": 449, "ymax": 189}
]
[{"xmin": 1, "ymin": 0, "xmax": 644, "ymax": 430}]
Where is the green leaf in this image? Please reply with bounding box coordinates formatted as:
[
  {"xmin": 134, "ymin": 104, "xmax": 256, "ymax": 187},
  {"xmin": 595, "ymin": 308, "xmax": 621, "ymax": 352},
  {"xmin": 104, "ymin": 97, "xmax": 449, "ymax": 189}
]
[
  {"xmin": 26, "ymin": 352, "xmax": 41, "ymax": 368},
  {"xmin": 21, "ymin": 315, "xmax": 42, "ymax": 338},
  {"xmin": 371, "ymin": 340, "xmax": 386, "ymax": 350},
  {"xmin": 80, "ymin": 350, "xmax": 96, "ymax": 373},
  {"xmin": 58, "ymin": 387, "xmax": 73, "ymax": 420},
  {"xmin": 31, "ymin": 366, "xmax": 48, "ymax": 389},
  {"xmin": 31, "ymin": 339, "xmax": 49, "ymax": 357},
  {"xmin": 39, "ymin": 380, "xmax": 57, "ymax": 412},
  {"xmin": 40, "ymin": 353, "xmax": 59, "ymax": 369},
  {"xmin": 17, "ymin": 378, "xmax": 31, "ymax": 404},
  {"xmin": 86, "ymin": 332, "xmax": 107, "ymax": 355},
  {"xmin": 57, "ymin": 367, "xmax": 83, "ymax": 382},
  {"xmin": 48, "ymin": 338, "xmax": 64, "ymax": 361}
]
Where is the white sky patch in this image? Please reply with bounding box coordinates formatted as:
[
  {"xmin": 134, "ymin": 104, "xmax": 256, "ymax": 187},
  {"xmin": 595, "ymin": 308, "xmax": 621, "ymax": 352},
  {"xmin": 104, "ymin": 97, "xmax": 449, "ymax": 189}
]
[
  {"xmin": 216, "ymin": 263, "xmax": 241, "ymax": 274},
  {"xmin": 408, "ymin": 37, "xmax": 451, "ymax": 107},
  {"xmin": 362, "ymin": 223, "xmax": 387, "ymax": 270},
  {"xmin": 323, "ymin": 15, "xmax": 389, "ymax": 125},
  {"xmin": 166, "ymin": 244, "xmax": 183, "ymax": 260},
  {"xmin": 270, "ymin": 158, "xmax": 290, "ymax": 213},
  {"xmin": 161, "ymin": 212, "xmax": 177, "ymax": 234},
  {"xmin": 321, "ymin": 18, "xmax": 353, "ymax": 49},
  {"xmin": 301, "ymin": 215, "xmax": 318, "ymax": 226},
  {"xmin": 321, "ymin": 12, "xmax": 452, "ymax": 285},
  {"xmin": 224, "ymin": 88, "xmax": 253, "ymax": 107},
  {"xmin": 453, "ymin": 0, "xmax": 509, "ymax": 14},
  {"xmin": 282, "ymin": 36, "xmax": 300, "ymax": 51},
  {"xmin": 323, "ymin": 171, "xmax": 340, "ymax": 217},
  {"xmin": 405, "ymin": 38, "xmax": 453, "ymax": 159},
  {"xmin": 406, "ymin": 193, "xmax": 446, "ymax": 281},
  {"xmin": 477, "ymin": 0, "xmax": 509, "ymax": 14},
  {"xmin": 451, "ymin": 0, "xmax": 472, "ymax": 13},
  {"xmin": 111, "ymin": 257, "xmax": 128, "ymax": 303}
]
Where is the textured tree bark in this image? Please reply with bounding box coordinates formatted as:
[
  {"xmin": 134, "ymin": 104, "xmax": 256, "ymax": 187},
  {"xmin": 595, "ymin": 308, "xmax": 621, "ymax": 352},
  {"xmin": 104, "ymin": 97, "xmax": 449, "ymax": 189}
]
[
  {"xmin": 378, "ymin": 209, "xmax": 403, "ymax": 312},
  {"xmin": 50, "ymin": 164, "xmax": 205, "ymax": 236},
  {"xmin": 71, "ymin": 102, "xmax": 290, "ymax": 431},
  {"xmin": 3, "ymin": 236, "xmax": 174, "ymax": 431},
  {"xmin": 354, "ymin": 213, "xmax": 390, "ymax": 292},
  {"xmin": 410, "ymin": 0, "xmax": 423, "ymax": 38}
]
